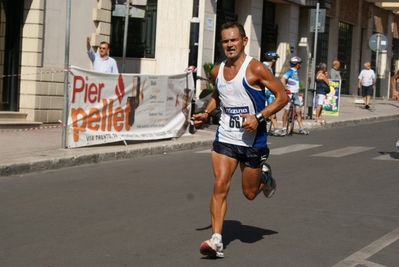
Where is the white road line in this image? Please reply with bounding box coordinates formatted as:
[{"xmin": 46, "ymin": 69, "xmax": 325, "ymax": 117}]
[
  {"xmin": 373, "ymin": 153, "xmax": 399, "ymax": 161},
  {"xmin": 311, "ymin": 146, "xmax": 375, "ymax": 158},
  {"xmin": 270, "ymin": 144, "xmax": 322, "ymax": 155},
  {"xmin": 332, "ymin": 226, "xmax": 399, "ymax": 267},
  {"xmin": 195, "ymin": 149, "xmax": 212, "ymax": 153}
]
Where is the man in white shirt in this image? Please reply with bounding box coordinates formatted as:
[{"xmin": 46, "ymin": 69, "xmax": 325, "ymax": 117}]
[
  {"xmin": 86, "ymin": 36, "xmax": 118, "ymax": 73},
  {"xmin": 357, "ymin": 62, "xmax": 375, "ymax": 109}
]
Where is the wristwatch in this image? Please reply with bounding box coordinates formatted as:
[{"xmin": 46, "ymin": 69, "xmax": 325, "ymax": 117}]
[
  {"xmin": 255, "ymin": 112, "xmax": 265, "ymax": 123},
  {"xmin": 204, "ymin": 110, "xmax": 211, "ymax": 115}
]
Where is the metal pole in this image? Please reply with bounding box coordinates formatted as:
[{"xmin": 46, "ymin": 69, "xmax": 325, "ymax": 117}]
[
  {"xmin": 304, "ymin": 2, "xmax": 319, "ymax": 119},
  {"xmin": 188, "ymin": 0, "xmax": 199, "ymax": 134},
  {"xmin": 62, "ymin": 0, "xmax": 71, "ymax": 148},
  {"xmin": 372, "ymin": 34, "xmax": 380, "ymax": 112},
  {"xmin": 122, "ymin": 1, "xmax": 130, "ymax": 73}
]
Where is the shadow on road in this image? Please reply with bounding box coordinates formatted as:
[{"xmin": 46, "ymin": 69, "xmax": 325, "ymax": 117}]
[
  {"xmin": 378, "ymin": 151, "xmax": 399, "ymax": 159},
  {"xmin": 196, "ymin": 220, "xmax": 278, "ymax": 248},
  {"xmin": 222, "ymin": 220, "xmax": 278, "ymax": 246}
]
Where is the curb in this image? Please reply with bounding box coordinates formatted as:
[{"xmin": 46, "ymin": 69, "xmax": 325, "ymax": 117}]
[
  {"xmin": 1, "ymin": 115, "xmax": 398, "ymax": 177},
  {"xmin": 0, "ymin": 137, "xmax": 214, "ymax": 177},
  {"xmin": 304, "ymin": 114, "xmax": 399, "ymax": 130}
]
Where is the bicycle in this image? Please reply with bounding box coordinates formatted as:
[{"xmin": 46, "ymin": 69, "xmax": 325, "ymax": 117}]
[{"xmin": 285, "ymin": 90, "xmax": 297, "ymax": 136}]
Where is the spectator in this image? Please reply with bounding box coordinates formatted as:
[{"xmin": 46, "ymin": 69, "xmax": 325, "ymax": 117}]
[
  {"xmin": 390, "ymin": 69, "xmax": 399, "ymax": 100},
  {"xmin": 329, "ymin": 60, "xmax": 341, "ymax": 80},
  {"xmin": 357, "ymin": 62, "xmax": 375, "ymax": 109},
  {"xmin": 315, "ymin": 62, "xmax": 329, "ymax": 123},
  {"xmin": 86, "ymin": 36, "xmax": 118, "ymax": 73}
]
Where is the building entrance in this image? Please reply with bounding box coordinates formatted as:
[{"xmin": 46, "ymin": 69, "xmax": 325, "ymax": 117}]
[{"xmin": 0, "ymin": 0, "xmax": 23, "ymax": 111}]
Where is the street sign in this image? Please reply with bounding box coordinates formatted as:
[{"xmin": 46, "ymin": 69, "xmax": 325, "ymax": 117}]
[
  {"xmin": 369, "ymin": 33, "xmax": 388, "ymax": 52},
  {"xmin": 310, "ymin": 9, "xmax": 326, "ymax": 32}
]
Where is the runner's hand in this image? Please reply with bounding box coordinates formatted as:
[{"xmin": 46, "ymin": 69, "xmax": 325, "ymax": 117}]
[
  {"xmin": 192, "ymin": 113, "xmax": 207, "ymax": 129},
  {"xmin": 241, "ymin": 113, "xmax": 258, "ymax": 133}
]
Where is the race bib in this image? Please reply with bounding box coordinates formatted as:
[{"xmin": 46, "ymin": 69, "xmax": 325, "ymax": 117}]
[
  {"xmin": 224, "ymin": 106, "xmax": 250, "ymax": 132},
  {"xmin": 224, "ymin": 115, "xmax": 245, "ymax": 132}
]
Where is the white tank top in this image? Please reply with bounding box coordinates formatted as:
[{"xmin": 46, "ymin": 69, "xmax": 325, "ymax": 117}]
[{"xmin": 215, "ymin": 56, "xmax": 267, "ymax": 148}]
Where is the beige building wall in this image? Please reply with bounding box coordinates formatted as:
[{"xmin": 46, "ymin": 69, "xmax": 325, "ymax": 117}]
[
  {"xmin": 121, "ymin": 0, "xmax": 193, "ymax": 75},
  {"xmin": 16, "ymin": 0, "xmax": 399, "ymax": 123},
  {"xmin": 0, "ymin": 6, "xmax": 5, "ymax": 98},
  {"xmin": 19, "ymin": 0, "xmax": 104, "ymax": 122}
]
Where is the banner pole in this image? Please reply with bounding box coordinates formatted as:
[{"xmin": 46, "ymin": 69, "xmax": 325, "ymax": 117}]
[{"xmin": 62, "ymin": 0, "xmax": 71, "ymax": 148}]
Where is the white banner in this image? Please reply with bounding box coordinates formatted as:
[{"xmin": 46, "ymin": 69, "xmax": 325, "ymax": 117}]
[{"xmin": 67, "ymin": 66, "xmax": 194, "ymax": 148}]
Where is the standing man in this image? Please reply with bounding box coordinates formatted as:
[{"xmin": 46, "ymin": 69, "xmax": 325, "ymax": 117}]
[
  {"xmin": 263, "ymin": 51, "xmax": 282, "ymax": 136},
  {"xmin": 357, "ymin": 62, "xmax": 375, "ymax": 109},
  {"xmin": 280, "ymin": 56, "xmax": 309, "ymax": 135},
  {"xmin": 192, "ymin": 22, "xmax": 287, "ymax": 258},
  {"xmin": 86, "ymin": 36, "xmax": 119, "ymax": 73},
  {"xmin": 390, "ymin": 69, "xmax": 399, "ymax": 100},
  {"xmin": 329, "ymin": 60, "xmax": 341, "ymax": 79}
]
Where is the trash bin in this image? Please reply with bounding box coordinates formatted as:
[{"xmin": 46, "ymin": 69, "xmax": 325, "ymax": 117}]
[{"xmin": 306, "ymin": 88, "xmax": 315, "ymax": 107}]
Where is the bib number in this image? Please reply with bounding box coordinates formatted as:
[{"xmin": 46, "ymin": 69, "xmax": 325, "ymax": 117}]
[{"xmin": 225, "ymin": 115, "xmax": 245, "ymax": 132}]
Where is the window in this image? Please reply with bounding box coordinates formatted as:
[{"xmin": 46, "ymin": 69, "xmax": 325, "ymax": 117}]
[
  {"xmin": 315, "ymin": 17, "xmax": 329, "ymax": 66},
  {"xmin": 110, "ymin": 0, "xmax": 157, "ymax": 58},
  {"xmin": 214, "ymin": 0, "xmax": 237, "ymax": 63},
  {"xmin": 261, "ymin": 0, "xmax": 278, "ymax": 62},
  {"xmin": 338, "ymin": 22, "xmax": 353, "ymax": 95}
]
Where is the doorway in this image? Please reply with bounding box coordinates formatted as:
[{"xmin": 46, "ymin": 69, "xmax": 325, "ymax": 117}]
[{"xmin": 0, "ymin": 0, "xmax": 24, "ymax": 111}]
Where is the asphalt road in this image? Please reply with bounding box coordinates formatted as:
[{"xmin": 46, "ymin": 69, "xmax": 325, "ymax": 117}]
[{"xmin": 1, "ymin": 120, "xmax": 398, "ymax": 267}]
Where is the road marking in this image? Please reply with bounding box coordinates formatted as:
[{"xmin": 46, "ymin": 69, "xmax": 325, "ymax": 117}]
[
  {"xmin": 270, "ymin": 144, "xmax": 322, "ymax": 155},
  {"xmin": 311, "ymin": 146, "xmax": 374, "ymax": 158},
  {"xmin": 332, "ymin": 226, "xmax": 399, "ymax": 267},
  {"xmin": 195, "ymin": 149, "xmax": 212, "ymax": 153}
]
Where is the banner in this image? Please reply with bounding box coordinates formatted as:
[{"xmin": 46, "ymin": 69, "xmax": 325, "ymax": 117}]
[
  {"xmin": 67, "ymin": 66, "xmax": 194, "ymax": 148},
  {"xmin": 313, "ymin": 79, "xmax": 341, "ymax": 116}
]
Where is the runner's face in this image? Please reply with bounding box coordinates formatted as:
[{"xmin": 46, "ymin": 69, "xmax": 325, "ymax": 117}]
[{"xmin": 220, "ymin": 27, "xmax": 247, "ymax": 60}]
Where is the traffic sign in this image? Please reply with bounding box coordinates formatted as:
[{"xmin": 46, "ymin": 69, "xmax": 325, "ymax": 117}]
[{"xmin": 369, "ymin": 33, "xmax": 388, "ymax": 51}]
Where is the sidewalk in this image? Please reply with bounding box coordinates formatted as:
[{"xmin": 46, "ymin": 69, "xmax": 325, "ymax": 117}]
[{"xmin": 1, "ymin": 97, "xmax": 398, "ymax": 177}]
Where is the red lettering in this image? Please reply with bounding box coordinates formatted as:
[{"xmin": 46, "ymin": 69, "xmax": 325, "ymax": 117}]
[
  {"xmin": 72, "ymin": 76, "xmax": 84, "ymax": 103},
  {"xmin": 71, "ymin": 108, "xmax": 87, "ymax": 142},
  {"xmin": 113, "ymin": 107, "xmax": 124, "ymax": 131},
  {"xmin": 101, "ymin": 99, "xmax": 108, "ymax": 131},
  {"xmin": 107, "ymin": 99, "xmax": 113, "ymax": 131},
  {"xmin": 70, "ymin": 98, "xmax": 131, "ymax": 143},
  {"xmin": 71, "ymin": 75, "xmax": 104, "ymax": 103},
  {"xmin": 88, "ymin": 108, "xmax": 100, "ymax": 131}
]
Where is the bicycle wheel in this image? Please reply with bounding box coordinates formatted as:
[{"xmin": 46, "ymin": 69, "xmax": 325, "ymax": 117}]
[{"xmin": 285, "ymin": 105, "xmax": 295, "ymax": 136}]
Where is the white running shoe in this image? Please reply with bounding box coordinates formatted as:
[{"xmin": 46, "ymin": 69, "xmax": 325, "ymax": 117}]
[
  {"xmin": 280, "ymin": 128, "xmax": 287, "ymax": 136},
  {"xmin": 272, "ymin": 129, "xmax": 282, "ymax": 136},
  {"xmin": 199, "ymin": 237, "xmax": 224, "ymax": 258},
  {"xmin": 262, "ymin": 163, "xmax": 276, "ymax": 198},
  {"xmin": 299, "ymin": 128, "xmax": 309, "ymax": 135}
]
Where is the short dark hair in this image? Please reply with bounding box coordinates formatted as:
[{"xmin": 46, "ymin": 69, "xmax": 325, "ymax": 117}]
[
  {"xmin": 220, "ymin": 22, "xmax": 246, "ymax": 38},
  {"xmin": 99, "ymin": 41, "xmax": 110, "ymax": 49}
]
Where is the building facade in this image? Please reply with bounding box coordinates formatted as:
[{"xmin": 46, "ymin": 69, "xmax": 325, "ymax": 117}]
[{"xmin": 0, "ymin": 0, "xmax": 398, "ymax": 123}]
